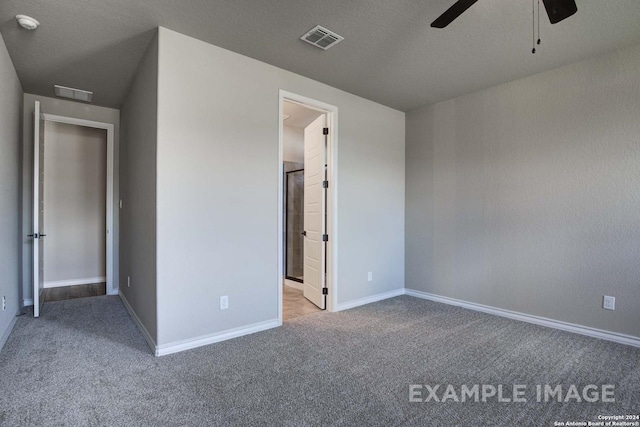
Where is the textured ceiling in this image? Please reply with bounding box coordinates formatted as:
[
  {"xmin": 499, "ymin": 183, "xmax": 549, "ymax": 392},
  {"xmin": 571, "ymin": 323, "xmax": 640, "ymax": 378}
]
[{"xmin": 1, "ymin": 0, "xmax": 640, "ymax": 111}]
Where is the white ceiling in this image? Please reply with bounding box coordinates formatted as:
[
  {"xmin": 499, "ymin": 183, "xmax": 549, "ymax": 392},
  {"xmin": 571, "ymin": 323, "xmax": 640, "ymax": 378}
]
[
  {"xmin": 283, "ymin": 102, "xmax": 323, "ymax": 130},
  {"xmin": 1, "ymin": 0, "xmax": 640, "ymax": 111}
]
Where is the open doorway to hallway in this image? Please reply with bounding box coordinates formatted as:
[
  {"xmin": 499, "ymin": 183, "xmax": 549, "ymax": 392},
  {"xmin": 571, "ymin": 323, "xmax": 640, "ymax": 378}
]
[
  {"xmin": 29, "ymin": 100, "xmax": 116, "ymax": 316},
  {"xmin": 41, "ymin": 121, "xmax": 108, "ymax": 303}
]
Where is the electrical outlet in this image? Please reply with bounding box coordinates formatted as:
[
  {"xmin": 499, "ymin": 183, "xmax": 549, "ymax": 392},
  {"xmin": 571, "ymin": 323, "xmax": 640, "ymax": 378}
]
[
  {"xmin": 220, "ymin": 296, "xmax": 229, "ymax": 310},
  {"xmin": 2, "ymin": 296, "xmax": 5, "ymax": 311},
  {"xmin": 127, "ymin": 276, "xmax": 131, "ymax": 288},
  {"xmin": 367, "ymin": 272, "xmax": 373, "ymax": 282},
  {"xmin": 603, "ymin": 295, "xmax": 615, "ymax": 310}
]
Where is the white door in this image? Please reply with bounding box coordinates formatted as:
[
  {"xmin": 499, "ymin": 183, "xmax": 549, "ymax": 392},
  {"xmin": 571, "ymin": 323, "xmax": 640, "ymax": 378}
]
[
  {"xmin": 303, "ymin": 114, "xmax": 327, "ymax": 309},
  {"xmin": 33, "ymin": 101, "xmax": 46, "ymax": 317}
]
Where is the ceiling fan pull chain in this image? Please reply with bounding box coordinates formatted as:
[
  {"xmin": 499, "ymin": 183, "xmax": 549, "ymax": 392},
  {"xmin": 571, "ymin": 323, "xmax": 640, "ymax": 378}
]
[
  {"xmin": 537, "ymin": 0, "xmax": 542, "ymax": 45},
  {"xmin": 532, "ymin": 0, "xmax": 536, "ymax": 54}
]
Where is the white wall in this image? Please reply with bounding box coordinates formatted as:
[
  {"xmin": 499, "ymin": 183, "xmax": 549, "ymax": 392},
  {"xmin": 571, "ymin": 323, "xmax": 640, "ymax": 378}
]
[
  {"xmin": 119, "ymin": 33, "xmax": 158, "ymax": 343},
  {"xmin": 155, "ymin": 28, "xmax": 405, "ymax": 347},
  {"xmin": 22, "ymin": 94, "xmax": 120, "ymax": 304},
  {"xmin": 406, "ymin": 42, "xmax": 640, "ymax": 338},
  {"xmin": 283, "ymin": 126, "xmax": 303, "ymax": 164},
  {"xmin": 43, "ymin": 121, "xmax": 106, "ymax": 285},
  {"xmin": 0, "ymin": 33, "xmax": 23, "ymax": 350}
]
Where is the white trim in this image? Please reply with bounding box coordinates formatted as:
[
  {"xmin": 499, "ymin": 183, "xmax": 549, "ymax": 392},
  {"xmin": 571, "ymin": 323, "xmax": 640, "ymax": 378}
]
[
  {"xmin": 33, "ymin": 101, "xmax": 42, "ymax": 317},
  {"xmin": 118, "ymin": 291, "xmax": 157, "ymax": 354},
  {"xmin": 278, "ymin": 94, "xmax": 284, "ymax": 327},
  {"xmin": 283, "ymin": 278, "xmax": 303, "ymax": 291},
  {"xmin": 405, "ymin": 289, "xmax": 640, "ymax": 348},
  {"xmin": 278, "ymin": 90, "xmax": 339, "ymax": 324},
  {"xmin": 156, "ymin": 319, "xmax": 280, "ymax": 357},
  {"xmin": 284, "ymin": 98, "xmax": 330, "ymax": 114},
  {"xmin": 0, "ymin": 315, "xmax": 18, "ymax": 352},
  {"xmin": 336, "ymin": 288, "xmax": 405, "ymax": 312},
  {"xmin": 42, "ymin": 113, "xmax": 117, "ymax": 296},
  {"xmin": 44, "ymin": 276, "xmax": 106, "ymax": 289},
  {"xmin": 23, "ymin": 298, "xmax": 33, "ymax": 307}
]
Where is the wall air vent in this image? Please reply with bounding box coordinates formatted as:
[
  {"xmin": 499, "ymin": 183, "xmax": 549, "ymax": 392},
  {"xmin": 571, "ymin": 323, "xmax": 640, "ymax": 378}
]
[
  {"xmin": 54, "ymin": 85, "xmax": 93, "ymax": 103},
  {"xmin": 300, "ymin": 25, "xmax": 344, "ymax": 50}
]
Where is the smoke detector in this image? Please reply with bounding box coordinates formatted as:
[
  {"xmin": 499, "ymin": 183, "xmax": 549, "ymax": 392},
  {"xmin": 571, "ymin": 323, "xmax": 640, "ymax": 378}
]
[
  {"xmin": 300, "ymin": 25, "xmax": 344, "ymax": 50},
  {"xmin": 54, "ymin": 85, "xmax": 93, "ymax": 103},
  {"xmin": 16, "ymin": 15, "xmax": 40, "ymax": 30}
]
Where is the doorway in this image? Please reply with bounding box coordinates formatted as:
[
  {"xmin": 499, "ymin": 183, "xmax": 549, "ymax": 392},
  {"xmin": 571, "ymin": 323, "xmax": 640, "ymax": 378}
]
[
  {"xmin": 42, "ymin": 121, "xmax": 107, "ymax": 302},
  {"xmin": 31, "ymin": 101, "xmax": 115, "ymax": 317},
  {"xmin": 278, "ymin": 91, "xmax": 338, "ymax": 323}
]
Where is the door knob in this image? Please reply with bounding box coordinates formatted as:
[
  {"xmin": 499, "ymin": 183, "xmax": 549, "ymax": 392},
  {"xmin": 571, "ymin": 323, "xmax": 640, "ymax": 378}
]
[{"xmin": 301, "ymin": 231, "xmax": 307, "ymax": 236}]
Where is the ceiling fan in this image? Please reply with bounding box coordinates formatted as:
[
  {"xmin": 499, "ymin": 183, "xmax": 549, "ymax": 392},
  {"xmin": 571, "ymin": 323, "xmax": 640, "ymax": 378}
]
[{"xmin": 431, "ymin": 0, "xmax": 578, "ymax": 28}]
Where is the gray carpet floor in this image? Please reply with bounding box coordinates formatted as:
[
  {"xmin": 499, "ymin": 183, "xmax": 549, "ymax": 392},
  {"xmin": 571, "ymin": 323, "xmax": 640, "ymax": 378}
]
[{"xmin": 0, "ymin": 295, "xmax": 638, "ymax": 426}]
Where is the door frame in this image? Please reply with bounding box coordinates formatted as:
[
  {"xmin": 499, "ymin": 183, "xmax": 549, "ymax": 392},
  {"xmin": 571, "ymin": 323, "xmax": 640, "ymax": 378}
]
[
  {"xmin": 278, "ymin": 90, "xmax": 338, "ymax": 323},
  {"xmin": 41, "ymin": 113, "xmax": 117, "ymax": 296}
]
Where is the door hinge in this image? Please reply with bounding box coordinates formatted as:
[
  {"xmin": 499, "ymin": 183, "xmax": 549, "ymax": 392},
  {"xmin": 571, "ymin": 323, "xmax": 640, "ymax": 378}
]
[
  {"xmin": 322, "ymin": 234, "xmax": 328, "ymax": 242},
  {"xmin": 322, "ymin": 180, "xmax": 329, "ymax": 188},
  {"xmin": 322, "ymin": 288, "xmax": 328, "ymax": 295},
  {"xmin": 323, "ymin": 127, "xmax": 329, "ymax": 135}
]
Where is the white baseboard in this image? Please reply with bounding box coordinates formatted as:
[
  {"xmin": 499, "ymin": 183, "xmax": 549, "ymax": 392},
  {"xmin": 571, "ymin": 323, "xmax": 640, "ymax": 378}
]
[
  {"xmin": 405, "ymin": 289, "xmax": 640, "ymax": 348},
  {"xmin": 0, "ymin": 315, "xmax": 18, "ymax": 353},
  {"xmin": 336, "ymin": 288, "xmax": 405, "ymax": 312},
  {"xmin": 283, "ymin": 278, "xmax": 303, "ymax": 291},
  {"xmin": 118, "ymin": 291, "xmax": 157, "ymax": 354},
  {"xmin": 23, "ymin": 299, "xmax": 33, "ymax": 307},
  {"xmin": 156, "ymin": 319, "xmax": 281, "ymax": 357},
  {"xmin": 45, "ymin": 276, "xmax": 106, "ymax": 289}
]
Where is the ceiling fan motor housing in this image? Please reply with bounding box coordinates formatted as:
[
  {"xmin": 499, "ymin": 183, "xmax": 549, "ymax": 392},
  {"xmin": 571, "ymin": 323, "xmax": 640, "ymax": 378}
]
[{"xmin": 542, "ymin": 0, "xmax": 578, "ymax": 24}]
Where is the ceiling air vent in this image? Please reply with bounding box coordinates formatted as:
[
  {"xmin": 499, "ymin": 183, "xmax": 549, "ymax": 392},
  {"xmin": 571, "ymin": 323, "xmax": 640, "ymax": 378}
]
[
  {"xmin": 54, "ymin": 85, "xmax": 93, "ymax": 103},
  {"xmin": 300, "ymin": 25, "xmax": 344, "ymax": 50}
]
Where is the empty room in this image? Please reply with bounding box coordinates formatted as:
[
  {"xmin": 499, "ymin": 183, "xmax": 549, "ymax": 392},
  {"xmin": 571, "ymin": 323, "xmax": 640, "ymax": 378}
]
[{"xmin": 0, "ymin": 1, "xmax": 638, "ymax": 426}]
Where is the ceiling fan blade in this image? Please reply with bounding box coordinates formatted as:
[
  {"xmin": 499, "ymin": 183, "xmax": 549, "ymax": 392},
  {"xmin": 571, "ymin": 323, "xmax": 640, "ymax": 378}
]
[
  {"xmin": 431, "ymin": 0, "xmax": 479, "ymax": 28},
  {"xmin": 542, "ymin": 0, "xmax": 577, "ymax": 24}
]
